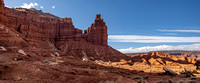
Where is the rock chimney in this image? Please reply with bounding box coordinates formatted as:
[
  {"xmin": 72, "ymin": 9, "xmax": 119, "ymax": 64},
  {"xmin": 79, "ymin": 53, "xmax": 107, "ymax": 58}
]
[
  {"xmin": 0, "ymin": 0, "xmax": 8, "ymax": 25},
  {"xmin": 85, "ymin": 14, "xmax": 108, "ymax": 46}
]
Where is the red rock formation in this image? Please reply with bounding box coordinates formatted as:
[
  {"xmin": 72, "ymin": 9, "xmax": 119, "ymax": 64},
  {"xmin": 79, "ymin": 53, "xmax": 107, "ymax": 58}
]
[
  {"xmin": 56, "ymin": 39, "xmax": 128, "ymax": 61},
  {"xmin": 85, "ymin": 14, "xmax": 108, "ymax": 46},
  {"xmin": 5, "ymin": 8, "xmax": 80, "ymax": 43},
  {"xmin": 0, "ymin": 0, "xmax": 8, "ymax": 25},
  {"xmin": 5, "ymin": 8, "xmax": 108, "ymax": 46},
  {"xmin": 130, "ymin": 51, "xmax": 196, "ymax": 66},
  {"xmin": 1, "ymin": 2, "xmax": 126, "ymax": 61}
]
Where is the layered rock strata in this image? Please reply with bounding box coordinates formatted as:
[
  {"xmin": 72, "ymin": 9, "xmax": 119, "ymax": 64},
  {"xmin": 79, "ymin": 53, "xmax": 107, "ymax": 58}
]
[
  {"xmin": 5, "ymin": 8, "xmax": 107, "ymax": 46},
  {"xmin": 0, "ymin": 0, "xmax": 127, "ymax": 61},
  {"xmin": 130, "ymin": 51, "xmax": 196, "ymax": 66},
  {"xmin": 85, "ymin": 14, "xmax": 108, "ymax": 46},
  {"xmin": 5, "ymin": 8, "xmax": 81, "ymax": 43}
]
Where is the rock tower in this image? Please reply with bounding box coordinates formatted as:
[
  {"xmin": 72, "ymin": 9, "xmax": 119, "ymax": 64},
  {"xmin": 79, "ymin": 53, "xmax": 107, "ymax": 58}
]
[
  {"xmin": 85, "ymin": 14, "xmax": 108, "ymax": 46},
  {"xmin": 0, "ymin": 0, "xmax": 8, "ymax": 25}
]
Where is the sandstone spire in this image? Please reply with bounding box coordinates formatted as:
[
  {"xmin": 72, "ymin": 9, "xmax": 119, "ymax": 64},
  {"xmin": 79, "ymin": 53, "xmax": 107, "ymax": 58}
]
[
  {"xmin": 85, "ymin": 14, "xmax": 108, "ymax": 46},
  {"xmin": 0, "ymin": 0, "xmax": 8, "ymax": 25}
]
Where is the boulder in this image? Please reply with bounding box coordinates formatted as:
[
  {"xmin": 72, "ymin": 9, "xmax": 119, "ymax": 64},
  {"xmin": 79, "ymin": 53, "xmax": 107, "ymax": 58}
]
[
  {"xmin": 12, "ymin": 57, "xmax": 23, "ymax": 61},
  {"xmin": 54, "ymin": 52, "xmax": 60, "ymax": 57},
  {"xmin": 17, "ymin": 49, "xmax": 26, "ymax": 55},
  {"xmin": 163, "ymin": 67, "xmax": 177, "ymax": 75},
  {"xmin": 0, "ymin": 46, "xmax": 7, "ymax": 51}
]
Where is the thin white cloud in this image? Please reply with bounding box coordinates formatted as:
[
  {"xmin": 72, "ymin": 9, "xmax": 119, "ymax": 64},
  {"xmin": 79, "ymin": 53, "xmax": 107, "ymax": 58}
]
[
  {"xmin": 34, "ymin": 3, "xmax": 38, "ymax": 6},
  {"xmin": 118, "ymin": 44, "xmax": 200, "ymax": 53},
  {"xmin": 162, "ymin": 33, "xmax": 178, "ymax": 35},
  {"xmin": 40, "ymin": 6, "xmax": 44, "ymax": 9},
  {"xmin": 20, "ymin": 2, "xmax": 39, "ymax": 9},
  {"xmin": 108, "ymin": 35, "xmax": 200, "ymax": 43},
  {"xmin": 52, "ymin": 6, "xmax": 56, "ymax": 9},
  {"xmin": 159, "ymin": 29, "xmax": 200, "ymax": 33}
]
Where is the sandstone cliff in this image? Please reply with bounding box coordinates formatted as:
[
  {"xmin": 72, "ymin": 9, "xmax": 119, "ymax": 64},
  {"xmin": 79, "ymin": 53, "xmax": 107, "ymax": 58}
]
[
  {"xmin": 5, "ymin": 8, "xmax": 107, "ymax": 46},
  {"xmin": 0, "ymin": 0, "xmax": 127, "ymax": 61},
  {"xmin": 85, "ymin": 14, "xmax": 107, "ymax": 46},
  {"xmin": 5, "ymin": 7, "xmax": 80, "ymax": 43}
]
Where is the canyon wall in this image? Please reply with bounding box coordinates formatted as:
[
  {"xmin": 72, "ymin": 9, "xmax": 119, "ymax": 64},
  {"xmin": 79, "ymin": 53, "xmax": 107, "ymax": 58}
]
[
  {"xmin": 1, "ymin": 0, "xmax": 107, "ymax": 46},
  {"xmin": 5, "ymin": 8, "xmax": 82, "ymax": 43},
  {"xmin": 5, "ymin": 8, "xmax": 108, "ymax": 46},
  {"xmin": 0, "ymin": 0, "xmax": 128, "ymax": 61}
]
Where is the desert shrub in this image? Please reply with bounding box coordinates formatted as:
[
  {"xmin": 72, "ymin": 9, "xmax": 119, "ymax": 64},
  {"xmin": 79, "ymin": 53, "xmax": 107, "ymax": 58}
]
[
  {"xmin": 194, "ymin": 60, "xmax": 200, "ymax": 70},
  {"xmin": 192, "ymin": 70, "xmax": 199, "ymax": 74},
  {"xmin": 180, "ymin": 68, "xmax": 195, "ymax": 77}
]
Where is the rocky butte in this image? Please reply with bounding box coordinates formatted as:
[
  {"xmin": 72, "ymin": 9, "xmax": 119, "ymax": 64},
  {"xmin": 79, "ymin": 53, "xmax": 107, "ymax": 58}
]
[{"xmin": 0, "ymin": 0, "xmax": 128, "ymax": 61}]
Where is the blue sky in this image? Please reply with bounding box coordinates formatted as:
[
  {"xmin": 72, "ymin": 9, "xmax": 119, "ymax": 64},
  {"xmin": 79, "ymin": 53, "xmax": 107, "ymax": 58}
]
[{"xmin": 4, "ymin": 0, "xmax": 200, "ymax": 53}]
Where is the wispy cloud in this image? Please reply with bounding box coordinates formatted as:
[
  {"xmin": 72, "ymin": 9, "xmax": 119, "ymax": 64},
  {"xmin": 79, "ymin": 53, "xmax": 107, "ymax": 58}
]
[
  {"xmin": 158, "ymin": 29, "xmax": 200, "ymax": 33},
  {"xmin": 52, "ymin": 6, "xmax": 56, "ymax": 9},
  {"xmin": 40, "ymin": 6, "xmax": 44, "ymax": 9},
  {"xmin": 162, "ymin": 33, "xmax": 178, "ymax": 36},
  {"xmin": 118, "ymin": 44, "xmax": 200, "ymax": 53},
  {"xmin": 108, "ymin": 35, "xmax": 200, "ymax": 43},
  {"xmin": 20, "ymin": 2, "xmax": 38, "ymax": 9}
]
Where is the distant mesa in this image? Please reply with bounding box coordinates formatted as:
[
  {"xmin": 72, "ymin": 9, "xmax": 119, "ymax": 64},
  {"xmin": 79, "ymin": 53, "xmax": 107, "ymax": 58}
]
[
  {"xmin": 129, "ymin": 51, "xmax": 196, "ymax": 66},
  {"xmin": 161, "ymin": 51, "xmax": 200, "ymax": 60}
]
